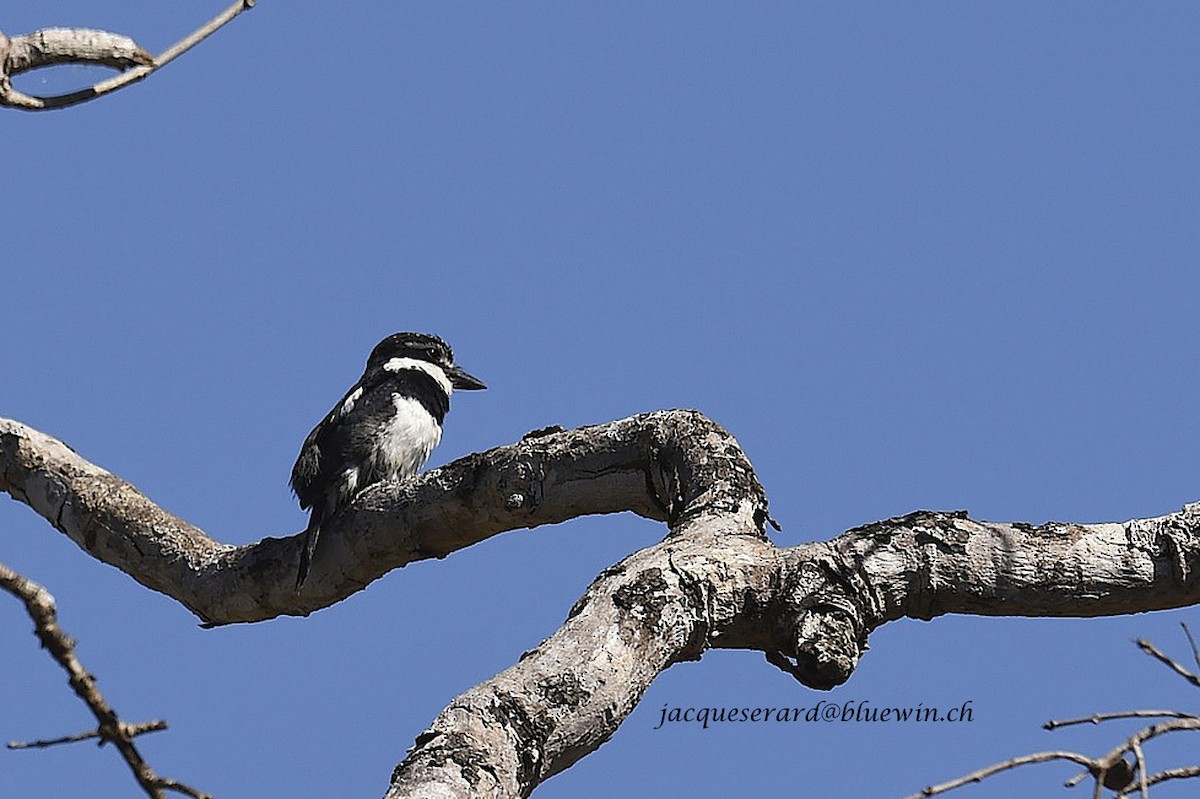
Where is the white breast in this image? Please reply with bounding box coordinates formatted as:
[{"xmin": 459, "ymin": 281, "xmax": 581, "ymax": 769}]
[{"xmin": 375, "ymin": 394, "xmax": 442, "ymax": 480}]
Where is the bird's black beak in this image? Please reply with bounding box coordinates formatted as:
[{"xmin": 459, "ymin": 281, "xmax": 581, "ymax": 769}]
[{"xmin": 447, "ymin": 365, "xmax": 487, "ymax": 390}]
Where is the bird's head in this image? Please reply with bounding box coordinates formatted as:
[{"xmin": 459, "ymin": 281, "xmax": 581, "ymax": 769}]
[{"xmin": 366, "ymin": 332, "xmax": 487, "ymax": 391}]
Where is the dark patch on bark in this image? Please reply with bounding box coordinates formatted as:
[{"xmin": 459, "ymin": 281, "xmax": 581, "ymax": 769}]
[
  {"xmin": 1009, "ymin": 518, "xmax": 1069, "ymax": 532},
  {"xmin": 849, "ymin": 510, "xmax": 971, "ymax": 553},
  {"xmin": 493, "ymin": 689, "xmax": 553, "ymax": 789},
  {"xmin": 538, "ymin": 672, "xmax": 591, "ymax": 708},
  {"xmin": 913, "ymin": 529, "xmax": 967, "ymax": 554},
  {"xmin": 522, "ymin": 425, "xmax": 565, "ymax": 440},
  {"xmin": 395, "ymin": 730, "xmax": 495, "ymax": 788},
  {"xmin": 612, "ymin": 568, "xmax": 670, "ymax": 628},
  {"xmin": 567, "ymin": 563, "xmax": 628, "ymax": 620},
  {"xmin": 644, "ymin": 455, "xmax": 676, "ymax": 523},
  {"xmin": 596, "ymin": 563, "xmax": 627, "ymax": 581},
  {"xmin": 565, "ymin": 596, "xmax": 589, "ymax": 621}
]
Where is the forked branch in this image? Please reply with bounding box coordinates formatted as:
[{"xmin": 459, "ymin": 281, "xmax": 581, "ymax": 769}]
[
  {"xmin": 5, "ymin": 411, "xmax": 1200, "ymax": 797},
  {"xmin": 0, "ymin": 0, "xmax": 254, "ymax": 111},
  {"xmin": 0, "ymin": 562, "xmax": 209, "ymax": 799},
  {"xmin": 904, "ymin": 631, "xmax": 1200, "ymax": 799}
]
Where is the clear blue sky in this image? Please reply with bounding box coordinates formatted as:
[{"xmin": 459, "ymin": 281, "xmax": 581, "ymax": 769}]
[{"xmin": 4, "ymin": 3, "xmax": 1200, "ymax": 797}]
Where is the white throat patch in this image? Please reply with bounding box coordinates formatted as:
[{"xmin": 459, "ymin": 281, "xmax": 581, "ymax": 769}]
[{"xmin": 383, "ymin": 357, "xmax": 453, "ymax": 396}]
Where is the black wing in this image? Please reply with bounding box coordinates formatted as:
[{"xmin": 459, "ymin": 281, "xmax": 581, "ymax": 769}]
[{"xmin": 289, "ymin": 373, "xmax": 379, "ymax": 510}]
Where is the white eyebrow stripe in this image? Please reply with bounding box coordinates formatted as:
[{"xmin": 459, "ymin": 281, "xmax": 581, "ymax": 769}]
[{"xmin": 383, "ymin": 357, "xmax": 453, "ymax": 396}]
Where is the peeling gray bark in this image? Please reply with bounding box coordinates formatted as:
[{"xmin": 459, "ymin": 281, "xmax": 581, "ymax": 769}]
[
  {"xmin": 3, "ymin": 410, "xmax": 1199, "ymax": 798},
  {"xmin": 3, "ymin": 28, "xmax": 153, "ymax": 74}
]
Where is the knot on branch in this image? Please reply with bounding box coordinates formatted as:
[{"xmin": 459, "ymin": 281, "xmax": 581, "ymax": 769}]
[
  {"xmin": 495, "ymin": 454, "xmax": 545, "ymax": 515},
  {"xmin": 768, "ymin": 550, "xmax": 876, "ymax": 690}
]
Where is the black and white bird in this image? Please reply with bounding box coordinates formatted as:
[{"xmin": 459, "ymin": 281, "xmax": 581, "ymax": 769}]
[{"xmin": 290, "ymin": 332, "xmax": 486, "ymax": 588}]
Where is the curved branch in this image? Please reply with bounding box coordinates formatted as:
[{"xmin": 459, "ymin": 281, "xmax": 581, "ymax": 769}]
[
  {"xmin": 0, "ymin": 0, "xmax": 254, "ymax": 111},
  {"xmin": 900, "ymin": 751, "xmax": 1102, "ymax": 799},
  {"xmin": 6, "ymin": 411, "xmax": 1200, "ymax": 798},
  {"xmin": 0, "ymin": 411, "xmax": 764, "ymax": 624}
]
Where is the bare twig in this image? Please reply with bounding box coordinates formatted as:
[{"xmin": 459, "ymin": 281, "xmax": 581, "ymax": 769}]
[
  {"xmin": 8, "ymin": 719, "xmax": 168, "ymax": 750},
  {"xmin": 1181, "ymin": 622, "xmax": 1200, "ymax": 671},
  {"xmin": 1110, "ymin": 718, "xmax": 1200, "ymax": 751},
  {"xmin": 0, "ymin": 0, "xmax": 255, "ymax": 111},
  {"xmin": 1130, "ymin": 740, "xmax": 1149, "ymax": 799},
  {"xmin": 899, "ymin": 751, "xmax": 1099, "ymax": 799},
  {"xmin": 0, "ymin": 561, "xmax": 210, "ymax": 799},
  {"xmin": 1135, "ymin": 638, "xmax": 1200, "ymax": 688},
  {"xmin": 905, "ymin": 632, "xmax": 1200, "ymax": 799},
  {"xmin": 1116, "ymin": 766, "xmax": 1200, "ymax": 797},
  {"xmin": 1045, "ymin": 710, "xmax": 1199, "ymax": 730}
]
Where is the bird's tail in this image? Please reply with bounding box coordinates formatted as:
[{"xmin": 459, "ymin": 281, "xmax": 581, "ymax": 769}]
[{"xmin": 295, "ymin": 511, "xmax": 323, "ymax": 590}]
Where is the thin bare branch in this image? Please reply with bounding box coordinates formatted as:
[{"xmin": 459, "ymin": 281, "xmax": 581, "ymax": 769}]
[
  {"xmin": 1113, "ymin": 717, "xmax": 1200, "ymax": 750},
  {"xmin": 1182, "ymin": 622, "xmax": 1200, "ymax": 670},
  {"xmin": 1056, "ymin": 720, "xmax": 1200, "ymax": 796},
  {"xmin": 907, "ymin": 632, "xmax": 1200, "ymax": 799},
  {"xmin": 8, "ymin": 720, "xmax": 167, "ymax": 750},
  {"xmin": 1130, "ymin": 740, "xmax": 1149, "ymax": 799},
  {"xmin": 1135, "ymin": 638, "xmax": 1200, "ymax": 688},
  {"xmin": 1045, "ymin": 710, "xmax": 1199, "ymax": 730},
  {"xmin": 899, "ymin": 751, "xmax": 1099, "ymax": 799},
  {"xmin": 0, "ymin": 0, "xmax": 255, "ymax": 111},
  {"xmin": 1062, "ymin": 718, "xmax": 1200, "ymax": 794},
  {"xmin": 0, "ymin": 561, "xmax": 210, "ymax": 799},
  {"xmin": 1117, "ymin": 766, "xmax": 1200, "ymax": 797}
]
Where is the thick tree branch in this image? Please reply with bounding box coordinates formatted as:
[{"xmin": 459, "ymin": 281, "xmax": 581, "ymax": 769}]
[
  {"xmin": 0, "ymin": 0, "xmax": 254, "ymax": 111},
  {"xmin": 0, "ymin": 411, "xmax": 755, "ymax": 624},
  {"xmin": 5, "ymin": 410, "xmax": 1200, "ymax": 797},
  {"xmin": 836, "ymin": 504, "xmax": 1200, "ymax": 622}
]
